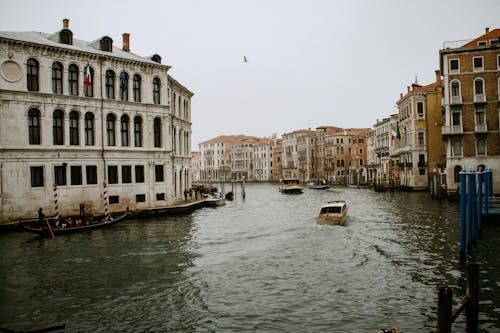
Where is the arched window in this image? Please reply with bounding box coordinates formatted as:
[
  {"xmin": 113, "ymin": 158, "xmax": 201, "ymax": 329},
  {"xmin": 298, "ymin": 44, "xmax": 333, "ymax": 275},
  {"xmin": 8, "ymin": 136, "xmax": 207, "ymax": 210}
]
[
  {"xmin": 106, "ymin": 114, "xmax": 116, "ymax": 146},
  {"xmin": 451, "ymin": 80, "xmax": 460, "ymax": 97},
  {"xmin": 154, "ymin": 117, "xmax": 161, "ymax": 147},
  {"xmin": 134, "ymin": 116, "xmax": 142, "ymax": 147},
  {"xmin": 454, "ymin": 165, "xmax": 462, "ymax": 183},
  {"xmin": 133, "ymin": 74, "xmax": 141, "ymax": 102},
  {"xmin": 68, "ymin": 64, "xmax": 79, "ymax": 96},
  {"xmin": 52, "ymin": 62, "xmax": 63, "ymax": 94},
  {"xmin": 28, "ymin": 108, "xmax": 41, "ymax": 144},
  {"xmin": 476, "ymin": 138, "xmax": 486, "ymax": 156},
  {"xmin": 120, "ymin": 71, "xmax": 129, "ymax": 101},
  {"xmin": 69, "ymin": 111, "xmax": 79, "ymax": 145},
  {"xmin": 474, "ymin": 78, "xmax": 484, "ymax": 95},
  {"xmin": 153, "ymin": 77, "xmax": 161, "ymax": 104},
  {"xmin": 27, "ymin": 58, "xmax": 39, "ymax": 92},
  {"xmin": 84, "ymin": 112, "xmax": 95, "ymax": 146},
  {"xmin": 84, "ymin": 65, "xmax": 94, "ymax": 97},
  {"xmin": 53, "ymin": 109, "xmax": 64, "ymax": 145},
  {"xmin": 120, "ymin": 115, "xmax": 130, "ymax": 147},
  {"xmin": 105, "ymin": 70, "xmax": 115, "ymax": 99}
]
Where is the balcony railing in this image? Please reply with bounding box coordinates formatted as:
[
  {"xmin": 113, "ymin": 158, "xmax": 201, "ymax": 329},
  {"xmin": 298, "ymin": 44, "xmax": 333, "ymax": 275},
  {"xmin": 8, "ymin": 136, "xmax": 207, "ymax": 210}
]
[
  {"xmin": 475, "ymin": 123, "xmax": 488, "ymax": 133},
  {"xmin": 450, "ymin": 96, "xmax": 462, "ymax": 105},
  {"xmin": 473, "ymin": 94, "xmax": 486, "ymax": 103},
  {"xmin": 442, "ymin": 125, "xmax": 463, "ymax": 135}
]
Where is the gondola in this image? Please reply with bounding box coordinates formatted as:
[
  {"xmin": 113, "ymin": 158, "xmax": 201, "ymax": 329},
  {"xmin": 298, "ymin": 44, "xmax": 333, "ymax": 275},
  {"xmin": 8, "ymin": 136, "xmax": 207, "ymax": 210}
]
[{"xmin": 19, "ymin": 210, "xmax": 128, "ymax": 236}]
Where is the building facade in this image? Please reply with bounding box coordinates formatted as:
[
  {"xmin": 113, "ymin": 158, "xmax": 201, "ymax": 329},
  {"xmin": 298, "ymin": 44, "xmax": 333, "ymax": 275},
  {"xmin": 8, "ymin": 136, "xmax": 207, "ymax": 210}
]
[
  {"xmin": 0, "ymin": 19, "xmax": 193, "ymax": 223},
  {"xmin": 440, "ymin": 28, "xmax": 500, "ymax": 194}
]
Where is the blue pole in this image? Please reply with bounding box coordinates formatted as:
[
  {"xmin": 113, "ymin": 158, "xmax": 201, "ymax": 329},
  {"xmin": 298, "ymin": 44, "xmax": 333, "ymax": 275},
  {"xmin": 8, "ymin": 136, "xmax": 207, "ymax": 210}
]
[
  {"xmin": 484, "ymin": 170, "xmax": 492, "ymax": 217},
  {"xmin": 477, "ymin": 171, "xmax": 483, "ymax": 233},
  {"xmin": 469, "ymin": 170, "xmax": 477, "ymax": 244},
  {"xmin": 459, "ymin": 169, "xmax": 467, "ymax": 256}
]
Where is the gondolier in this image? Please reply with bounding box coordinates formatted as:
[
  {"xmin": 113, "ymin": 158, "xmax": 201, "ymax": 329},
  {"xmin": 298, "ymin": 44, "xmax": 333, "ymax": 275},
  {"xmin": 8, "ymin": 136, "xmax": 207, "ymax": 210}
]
[{"xmin": 37, "ymin": 207, "xmax": 45, "ymax": 227}]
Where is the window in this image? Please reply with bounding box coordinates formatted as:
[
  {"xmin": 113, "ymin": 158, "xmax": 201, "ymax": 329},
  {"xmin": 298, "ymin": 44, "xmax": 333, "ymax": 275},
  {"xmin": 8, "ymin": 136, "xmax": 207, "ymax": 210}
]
[
  {"xmin": 454, "ymin": 165, "xmax": 462, "ymax": 183},
  {"xmin": 28, "ymin": 109, "xmax": 41, "ymax": 144},
  {"xmin": 452, "ymin": 110, "xmax": 461, "ymax": 126},
  {"xmin": 27, "ymin": 58, "xmax": 39, "ymax": 92},
  {"xmin": 156, "ymin": 193, "xmax": 165, "ymax": 201},
  {"xmin": 474, "ymin": 78, "xmax": 484, "ymax": 95},
  {"xmin": 417, "ymin": 102, "xmax": 424, "ymax": 118},
  {"xmin": 475, "ymin": 108, "xmax": 485, "ymax": 125},
  {"xmin": 70, "ymin": 166, "xmax": 82, "ymax": 185},
  {"xmin": 134, "ymin": 116, "xmax": 142, "ymax": 147},
  {"xmin": 109, "ymin": 196, "xmax": 119, "ymax": 204},
  {"xmin": 108, "ymin": 166, "xmax": 118, "ymax": 184},
  {"xmin": 122, "ymin": 165, "xmax": 132, "ymax": 183},
  {"xmin": 85, "ymin": 112, "xmax": 95, "ymax": 145},
  {"xmin": 473, "ymin": 57, "xmax": 483, "ymax": 71},
  {"xmin": 154, "ymin": 117, "xmax": 162, "ymax": 147},
  {"xmin": 450, "ymin": 59, "xmax": 459, "ymax": 73},
  {"xmin": 451, "ymin": 80, "xmax": 460, "ymax": 97},
  {"xmin": 453, "ymin": 138, "xmax": 462, "ymax": 156},
  {"xmin": 86, "ymin": 165, "xmax": 97, "ymax": 184},
  {"xmin": 133, "ymin": 74, "xmax": 141, "ymax": 102},
  {"xmin": 69, "ymin": 111, "xmax": 79, "ymax": 145},
  {"xmin": 30, "ymin": 166, "xmax": 44, "ymax": 187},
  {"xmin": 153, "ymin": 77, "xmax": 161, "ymax": 104},
  {"xmin": 68, "ymin": 64, "xmax": 79, "ymax": 96},
  {"xmin": 52, "ymin": 62, "xmax": 63, "ymax": 94},
  {"xmin": 84, "ymin": 65, "xmax": 94, "ymax": 97},
  {"xmin": 53, "ymin": 109, "xmax": 64, "ymax": 145},
  {"xmin": 155, "ymin": 164, "xmax": 164, "ymax": 182},
  {"xmin": 105, "ymin": 70, "xmax": 115, "ymax": 99},
  {"xmin": 106, "ymin": 114, "xmax": 116, "ymax": 146},
  {"xmin": 477, "ymin": 139, "xmax": 486, "ymax": 156},
  {"xmin": 136, "ymin": 194, "xmax": 146, "ymax": 202},
  {"xmin": 418, "ymin": 132, "xmax": 425, "ymax": 145},
  {"xmin": 54, "ymin": 165, "xmax": 67, "ymax": 186},
  {"xmin": 120, "ymin": 71, "xmax": 128, "ymax": 101},
  {"xmin": 120, "ymin": 115, "xmax": 130, "ymax": 146},
  {"xmin": 135, "ymin": 165, "xmax": 144, "ymax": 183},
  {"xmin": 100, "ymin": 37, "xmax": 113, "ymax": 52}
]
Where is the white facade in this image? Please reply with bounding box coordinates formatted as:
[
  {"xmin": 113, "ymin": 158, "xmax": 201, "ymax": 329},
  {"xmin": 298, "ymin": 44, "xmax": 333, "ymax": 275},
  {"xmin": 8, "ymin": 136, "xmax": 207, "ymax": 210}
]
[
  {"xmin": 0, "ymin": 21, "xmax": 193, "ymax": 223},
  {"xmin": 253, "ymin": 140, "xmax": 273, "ymax": 182}
]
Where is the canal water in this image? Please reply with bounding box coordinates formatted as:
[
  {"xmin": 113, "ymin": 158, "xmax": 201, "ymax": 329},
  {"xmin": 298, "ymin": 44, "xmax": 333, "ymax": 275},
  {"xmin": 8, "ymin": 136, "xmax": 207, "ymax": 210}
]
[{"xmin": 1, "ymin": 184, "xmax": 499, "ymax": 332}]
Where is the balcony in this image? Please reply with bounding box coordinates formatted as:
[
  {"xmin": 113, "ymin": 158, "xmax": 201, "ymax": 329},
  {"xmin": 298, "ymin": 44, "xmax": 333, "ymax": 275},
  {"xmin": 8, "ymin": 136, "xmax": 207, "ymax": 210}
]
[
  {"xmin": 418, "ymin": 161, "xmax": 428, "ymax": 168},
  {"xmin": 442, "ymin": 125, "xmax": 463, "ymax": 136},
  {"xmin": 475, "ymin": 123, "xmax": 488, "ymax": 133},
  {"xmin": 450, "ymin": 96, "xmax": 462, "ymax": 105},
  {"xmin": 473, "ymin": 94, "xmax": 486, "ymax": 103}
]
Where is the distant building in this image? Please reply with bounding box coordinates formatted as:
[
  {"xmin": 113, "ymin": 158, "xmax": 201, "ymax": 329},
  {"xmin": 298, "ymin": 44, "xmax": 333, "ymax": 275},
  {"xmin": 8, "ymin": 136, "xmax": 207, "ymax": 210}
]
[
  {"xmin": 0, "ymin": 19, "xmax": 193, "ymax": 223},
  {"xmin": 440, "ymin": 28, "xmax": 500, "ymax": 194},
  {"xmin": 281, "ymin": 129, "xmax": 315, "ymax": 180},
  {"xmin": 191, "ymin": 151, "xmax": 201, "ymax": 182}
]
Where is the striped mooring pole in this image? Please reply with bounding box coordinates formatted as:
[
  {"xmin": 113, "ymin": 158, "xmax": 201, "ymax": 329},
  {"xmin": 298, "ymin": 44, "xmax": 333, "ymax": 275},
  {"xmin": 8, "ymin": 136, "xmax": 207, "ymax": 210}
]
[
  {"xmin": 53, "ymin": 183, "xmax": 60, "ymax": 222},
  {"xmin": 103, "ymin": 180, "xmax": 109, "ymax": 219}
]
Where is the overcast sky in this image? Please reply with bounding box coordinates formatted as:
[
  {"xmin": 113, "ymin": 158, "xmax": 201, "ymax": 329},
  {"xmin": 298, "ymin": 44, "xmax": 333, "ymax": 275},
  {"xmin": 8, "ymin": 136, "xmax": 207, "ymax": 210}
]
[{"xmin": 1, "ymin": 0, "xmax": 499, "ymax": 150}]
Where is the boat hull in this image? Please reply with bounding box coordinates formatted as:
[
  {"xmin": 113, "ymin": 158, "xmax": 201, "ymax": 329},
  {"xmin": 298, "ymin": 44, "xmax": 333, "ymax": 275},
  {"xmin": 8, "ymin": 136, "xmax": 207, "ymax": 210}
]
[{"xmin": 20, "ymin": 211, "xmax": 128, "ymax": 236}]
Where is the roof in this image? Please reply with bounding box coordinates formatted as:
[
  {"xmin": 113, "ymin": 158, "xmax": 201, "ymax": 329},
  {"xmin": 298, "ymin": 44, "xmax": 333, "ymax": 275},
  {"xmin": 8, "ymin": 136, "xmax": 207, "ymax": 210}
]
[
  {"xmin": 200, "ymin": 135, "xmax": 262, "ymax": 145},
  {"xmin": 462, "ymin": 28, "xmax": 500, "ymax": 48},
  {"xmin": 0, "ymin": 30, "xmax": 167, "ymax": 67}
]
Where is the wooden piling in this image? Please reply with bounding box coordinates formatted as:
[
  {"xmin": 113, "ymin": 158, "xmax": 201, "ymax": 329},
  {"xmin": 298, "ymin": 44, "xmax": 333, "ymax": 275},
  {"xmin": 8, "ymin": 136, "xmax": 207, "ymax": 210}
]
[
  {"xmin": 437, "ymin": 287, "xmax": 452, "ymax": 333},
  {"xmin": 466, "ymin": 263, "xmax": 479, "ymax": 333}
]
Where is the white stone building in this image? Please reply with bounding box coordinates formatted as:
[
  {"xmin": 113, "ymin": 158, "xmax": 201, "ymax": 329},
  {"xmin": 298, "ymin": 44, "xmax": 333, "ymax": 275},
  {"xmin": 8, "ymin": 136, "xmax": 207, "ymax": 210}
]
[
  {"xmin": 252, "ymin": 138, "xmax": 273, "ymax": 182},
  {"xmin": 0, "ymin": 19, "xmax": 193, "ymax": 223}
]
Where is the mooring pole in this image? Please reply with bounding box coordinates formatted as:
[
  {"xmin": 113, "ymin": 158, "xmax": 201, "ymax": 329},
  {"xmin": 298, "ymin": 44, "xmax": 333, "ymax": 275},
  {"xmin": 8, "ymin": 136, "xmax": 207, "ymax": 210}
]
[
  {"xmin": 466, "ymin": 263, "xmax": 479, "ymax": 333},
  {"xmin": 241, "ymin": 176, "xmax": 246, "ymax": 199},
  {"xmin": 436, "ymin": 287, "xmax": 452, "ymax": 333},
  {"xmin": 459, "ymin": 170, "xmax": 467, "ymax": 258},
  {"xmin": 477, "ymin": 171, "xmax": 483, "ymax": 234},
  {"xmin": 466, "ymin": 170, "xmax": 475, "ymax": 251}
]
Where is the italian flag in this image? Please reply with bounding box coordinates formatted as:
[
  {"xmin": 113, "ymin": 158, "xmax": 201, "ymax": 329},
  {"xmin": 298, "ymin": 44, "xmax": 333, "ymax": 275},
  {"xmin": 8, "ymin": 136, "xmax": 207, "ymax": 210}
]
[
  {"xmin": 391, "ymin": 125, "xmax": 397, "ymax": 140},
  {"xmin": 84, "ymin": 65, "xmax": 91, "ymax": 88}
]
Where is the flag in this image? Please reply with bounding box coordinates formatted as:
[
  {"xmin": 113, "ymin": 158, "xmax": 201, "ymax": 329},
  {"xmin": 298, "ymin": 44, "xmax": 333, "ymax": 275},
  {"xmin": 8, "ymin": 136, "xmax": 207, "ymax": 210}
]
[
  {"xmin": 391, "ymin": 125, "xmax": 397, "ymax": 140},
  {"xmin": 396, "ymin": 124, "xmax": 401, "ymax": 140},
  {"xmin": 84, "ymin": 65, "xmax": 91, "ymax": 88},
  {"xmin": 120, "ymin": 71, "xmax": 127, "ymax": 92}
]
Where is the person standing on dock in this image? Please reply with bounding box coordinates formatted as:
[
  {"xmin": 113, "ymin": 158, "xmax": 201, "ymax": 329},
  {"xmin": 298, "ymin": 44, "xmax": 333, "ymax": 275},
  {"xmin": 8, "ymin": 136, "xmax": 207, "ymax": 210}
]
[{"xmin": 184, "ymin": 189, "xmax": 188, "ymax": 201}]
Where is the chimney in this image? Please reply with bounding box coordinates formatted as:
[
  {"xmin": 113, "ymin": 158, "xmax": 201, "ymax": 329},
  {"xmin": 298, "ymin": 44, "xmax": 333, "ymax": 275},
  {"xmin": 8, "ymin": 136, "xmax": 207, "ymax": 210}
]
[
  {"xmin": 407, "ymin": 86, "xmax": 410, "ymax": 93},
  {"xmin": 485, "ymin": 27, "xmax": 490, "ymax": 34},
  {"xmin": 400, "ymin": 93, "xmax": 403, "ymax": 99},
  {"xmin": 63, "ymin": 18, "xmax": 69, "ymax": 29},
  {"xmin": 435, "ymin": 70, "xmax": 441, "ymax": 82},
  {"xmin": 122, "ymin": 33, "xmax": 130, "ymax": 52}
]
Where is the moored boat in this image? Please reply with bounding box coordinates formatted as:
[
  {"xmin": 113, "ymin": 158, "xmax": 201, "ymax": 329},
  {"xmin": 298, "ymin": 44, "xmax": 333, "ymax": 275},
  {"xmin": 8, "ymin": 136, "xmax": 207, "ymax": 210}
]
[
  {"xmin": 20, "ymin": 210, "xmax": 128, "ymax": 236},
  {"xmin": 316, "ymin": 200, "xmax": 348, "ymax": 225},
  {"xmin": 279, "ymin": 178, "xmax": 304, "ymax": 194},
  {"xmin": 306, "ymin": 180, "xmax": 330, "ymax": 190},
  {"xmin": 204, "ymin": 196, "xmax": 226, "ymax": 207}
]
